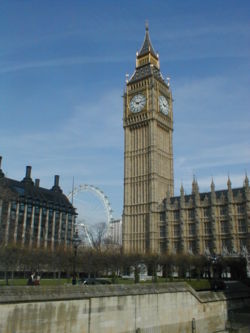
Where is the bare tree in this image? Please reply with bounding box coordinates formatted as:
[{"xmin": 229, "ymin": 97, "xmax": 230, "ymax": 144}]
[
  {"xmin": 88, "ymin": 222, "xmax": 108, "ymax": 250},
  {"xmin": 159, "ymin": 254, "xmax": 175, "ymax": 280},
  {"xmin": 0, "ymin": 244, "xmax": 20, "ymax": 285}
]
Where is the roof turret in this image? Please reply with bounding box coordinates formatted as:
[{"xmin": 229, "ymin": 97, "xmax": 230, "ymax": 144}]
[
  {"xmin": 227, "ymin": 176, "xmax": 232, "ymax": 190},
  {"xmin": 244, "ymin": 173, "xmax": 249, "ymax": 188},
  {"xmin": 210, "ymin": 178, "xmax": 215, "ymax": 192}
]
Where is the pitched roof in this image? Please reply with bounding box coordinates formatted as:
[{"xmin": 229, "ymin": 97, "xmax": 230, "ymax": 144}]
[
  {"xmin": 129, "ymin": 63, "xmax": 164, "ymax": 84},
  {"xmin": 0, "ymin": 177, "xmax": 75, "ymax": 212}
]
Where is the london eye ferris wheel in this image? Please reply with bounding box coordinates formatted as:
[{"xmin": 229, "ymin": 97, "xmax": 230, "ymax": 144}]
[{"xmin": 68, "ymin": 184, "xmax": 114, "ymax": 247}]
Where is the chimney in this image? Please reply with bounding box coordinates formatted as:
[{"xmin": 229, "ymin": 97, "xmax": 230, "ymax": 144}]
[
  {"xmin": 22, "ymin": 165, "xmax": 33, "ymax": 184},
  {"xmin": 54, "ymin": 175, "xmax": 59, "ymax": 187},
  {"xmin": 26, "ymin": 166, "xmax": 32, "ymax": 178},
  {"xmin": 35, "ymin": 179, "xmax": 40, "ymax": 187},
  {"xmin": 0, "ymin": 156, "xmax": 4, "ymax": 178},
  {"xmin": 51, "ymin": 174, "xmax": 62, "ymax": 193}
]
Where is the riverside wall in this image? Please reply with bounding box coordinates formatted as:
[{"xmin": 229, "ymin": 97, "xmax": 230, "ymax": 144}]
[{"xmin": 0, "ymin": 282, "xmax": 249, "ymax": 333}]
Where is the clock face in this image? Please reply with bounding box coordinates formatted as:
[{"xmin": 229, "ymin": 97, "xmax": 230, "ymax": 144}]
[
  {"xmin": 129, "ymin": 94, "xmax": 146, "ymax": 113},
  {"xmin": 159, "ymin": 95, "xmax": 169, "ymax": 115}
]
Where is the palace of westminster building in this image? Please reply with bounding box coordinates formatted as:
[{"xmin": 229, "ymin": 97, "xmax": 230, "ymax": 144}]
[{"xmin": 122, "ymin": 26, "xmax": 250, "ymax": 256}]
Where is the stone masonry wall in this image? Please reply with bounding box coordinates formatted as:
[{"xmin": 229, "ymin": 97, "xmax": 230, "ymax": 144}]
[{"xmin": 0, "ymin": 283, "xmax": 249, "ymax": 333}]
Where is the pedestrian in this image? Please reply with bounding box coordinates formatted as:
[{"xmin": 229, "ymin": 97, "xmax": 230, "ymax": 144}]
[
  {"xmin": 34, "ymin": 272, "xmax": 40, "ymax": 285},
  {"xmin": 27, "ymin": 273, "xmax": 34, "ymax": 286},
  {"xmin": 72, "ymin": 273, "xmax": 77, "ymax": 285}
]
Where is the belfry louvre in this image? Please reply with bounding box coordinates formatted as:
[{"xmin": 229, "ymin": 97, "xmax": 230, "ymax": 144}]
[{"xmin": 122, "ymin": 26, "xmax": 250, "ymax": 256}]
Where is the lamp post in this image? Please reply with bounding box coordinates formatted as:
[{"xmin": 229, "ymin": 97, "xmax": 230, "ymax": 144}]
[{"xmin": 72, "ymin": 230, "xmax": 81, "ymax": 285}]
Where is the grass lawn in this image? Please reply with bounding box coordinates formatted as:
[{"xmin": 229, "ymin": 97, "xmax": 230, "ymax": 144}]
[{"xmin": 0, "ymin": 278, "xmax": 69, "ymax": 286}]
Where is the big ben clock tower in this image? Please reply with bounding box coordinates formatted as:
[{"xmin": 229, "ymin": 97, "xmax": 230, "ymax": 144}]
[{"xmin": 123, "ymin": 25, "xmax": 174, "ymax": 253}]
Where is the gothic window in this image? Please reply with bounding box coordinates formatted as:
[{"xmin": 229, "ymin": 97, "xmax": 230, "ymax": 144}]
[
  {"xmin": 204, "ymin": 223, "xmax": 211, "ymax": 235},
  {"xmin": 188, "ymin": 210, "xmax": 195, "ymax": 220},
  {"xmin": 239, "ymin": 238, "xmax": 247, "ymax": 249},
  {"xmin": 220, "ymin": 206, "xmax": 227, "ymax": 216},
  {"xmin": 173, "ymin": 241, "xmax": 179, "ymax": 253},
  {"xmin": 205, "ymin": 240, "xmax": 212, "ymax": 252},
  {"xmin": 238, "ymin": 219, "xmax": 247, "ymax": 233},
  {"xmin": 160, "ymin": 225, "xmax": 166, "ymax": 237},
  {"xmin": 189, "ymin": 240, "xmax": 196, "ymax": 253},
  {"xmin": 174, "ymin": 225, "xmax": 180, "ymax": 236},
  {"xmin": 221, "ymin": 238, "xmax": 230, "ymax": 250},
  {"xmin": 188, "ymin": 223, "xmax": 195, "ymax": 235},
  {"xmin": 160, "ymin": 242, "xmax": 166, "ymax": 254},
  {"xmin": 173, "ymin": 211, "xmax": 179, "ymax": 220},
  {"xmin": 160, "ymin": 212, "xmax": 165, "ymax": 222},
  {"xmin": 237, "ymin": 205, "xmax": 244, "ymax": 215},
  {"xmin": 204, "ymin": 208, "xmax": 210, "ymax": 218},
  {"xmin": 221, "ymin": 221, "xmax": 229, "ymax": 233}
]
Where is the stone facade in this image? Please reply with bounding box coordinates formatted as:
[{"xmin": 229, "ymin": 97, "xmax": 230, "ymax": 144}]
[
  {"xmin": 122, "ymin": 27, "xmax": 250, "ymax": 257},
  {"xmin": 159, "ymin": 177, "xmax": 250, "ymax": 256},
  {"xmin": 123, "ymin": 26, "xmax": 174, "ymax": 253},
  {"xmin": 0, "ymin": 156, "xmax": 76, "ymax": 249}
]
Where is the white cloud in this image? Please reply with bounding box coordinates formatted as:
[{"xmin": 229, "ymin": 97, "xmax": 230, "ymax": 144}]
[
  {"xmin": 175, "ymin": 143, "xmax": 250, "ymax": 169},
  {"xmin": 0, "ymin": 89, "xmax": 123, "ymax": 201},
  {"xmin": 0, "ymin": 56, "xmax": 130, "ymax": 74}
]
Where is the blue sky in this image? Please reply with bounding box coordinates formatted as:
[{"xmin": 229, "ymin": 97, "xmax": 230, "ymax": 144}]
[{"xmin": 1, "ymin": 0, "xmax": 250, "ymax": 221}]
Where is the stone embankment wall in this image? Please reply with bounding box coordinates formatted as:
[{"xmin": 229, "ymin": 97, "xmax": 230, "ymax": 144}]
[{"xmin": 0, "ymin": 283, "xmax": 249, "ymax": 333}]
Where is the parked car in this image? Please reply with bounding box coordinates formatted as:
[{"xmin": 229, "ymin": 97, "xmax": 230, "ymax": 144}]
[{"xmin": 80, "ymin": 278, "xmax": 111, "ymax": 285}]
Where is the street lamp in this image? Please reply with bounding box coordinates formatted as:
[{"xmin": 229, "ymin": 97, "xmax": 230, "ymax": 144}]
[{"xmin": 72, "ymin": 230, "xmax": 81, "ymax": 285}]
